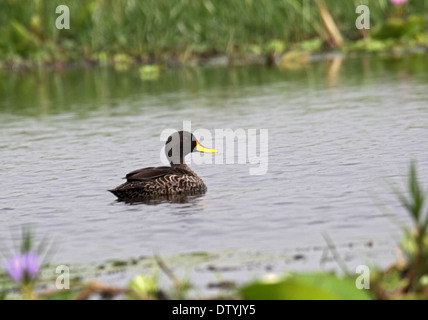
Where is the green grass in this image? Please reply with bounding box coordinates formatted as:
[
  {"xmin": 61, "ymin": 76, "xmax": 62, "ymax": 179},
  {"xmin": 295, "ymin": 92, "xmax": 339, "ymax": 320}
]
[{"xmin": 1, "ymin": 0, "xmax": 427, "ymax": 68}]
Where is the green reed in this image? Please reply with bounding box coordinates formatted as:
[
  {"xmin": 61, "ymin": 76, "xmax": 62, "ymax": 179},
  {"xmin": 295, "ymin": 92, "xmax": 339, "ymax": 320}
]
[
  {"xmin": 1, "ymin": 0, "xmax": 427, "ymax": 64},
  {"xmin": 394, "ymin": 161, "xmax": 428, "ymax": 292}
]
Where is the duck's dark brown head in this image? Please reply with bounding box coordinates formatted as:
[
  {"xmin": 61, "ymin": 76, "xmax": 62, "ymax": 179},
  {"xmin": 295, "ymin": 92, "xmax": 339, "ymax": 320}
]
[{"xmin": 165, "ymin": 131, "xmax": 216, "ymax": 165}]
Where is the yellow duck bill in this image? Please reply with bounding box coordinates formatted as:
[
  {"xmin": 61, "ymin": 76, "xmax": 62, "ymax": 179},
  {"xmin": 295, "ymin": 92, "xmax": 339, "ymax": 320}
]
[{"xmin": 196, "ymin": 141, "xmax": 217, "ymax": 153}]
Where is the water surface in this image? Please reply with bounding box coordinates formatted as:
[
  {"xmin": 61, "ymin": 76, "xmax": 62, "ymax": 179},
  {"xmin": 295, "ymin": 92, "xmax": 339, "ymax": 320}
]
[{"xmin": 1, "ymin": 55, "xmax": 428, "ymax": 285}]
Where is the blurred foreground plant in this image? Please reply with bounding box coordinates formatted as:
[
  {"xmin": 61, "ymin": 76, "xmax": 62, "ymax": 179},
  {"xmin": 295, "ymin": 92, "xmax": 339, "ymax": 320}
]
[
  {"xmin": 395, "ymin": 161, "xmax": 428, "ymax": 293},
  {"xmin": 2, "ymin": 228, "xmax": 43, "ymax": 299},
  {"xmin": 239, "ymin": 272, "xmax": 371, "ymax": 300},
  {"xmin": 370, "ymin": 161, "xmax": 428, "ymax": 298}
]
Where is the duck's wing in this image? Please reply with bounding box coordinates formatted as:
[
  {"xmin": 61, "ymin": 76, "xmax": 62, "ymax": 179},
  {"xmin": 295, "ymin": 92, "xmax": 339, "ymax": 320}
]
[{"xmin": 125, "ymin": 166, "xmax": 173, "ymax": 181}]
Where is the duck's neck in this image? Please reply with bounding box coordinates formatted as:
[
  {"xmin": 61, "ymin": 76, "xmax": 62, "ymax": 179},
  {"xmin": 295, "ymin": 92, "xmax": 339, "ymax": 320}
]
[
  {"xmin": 170, "ymin": 163, "xmax": 198, "ymax": 176},
  {"xmin": 170, "ymin": 163, "xmax": 189, "ymax": 169}
]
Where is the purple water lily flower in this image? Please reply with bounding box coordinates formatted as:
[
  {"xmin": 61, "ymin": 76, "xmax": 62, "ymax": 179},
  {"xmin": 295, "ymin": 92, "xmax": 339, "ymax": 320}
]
[
  {"xmin": 5, "ymin": 252, "xmax": 40, "ymax": 282},
  {"xmin": 390, "ymin": 0, "xmax": 408, "ymax": 5}
]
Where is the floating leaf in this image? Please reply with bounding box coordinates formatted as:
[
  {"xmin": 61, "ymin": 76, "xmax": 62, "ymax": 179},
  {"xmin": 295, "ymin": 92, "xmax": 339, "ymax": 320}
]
[{"xmin": 139, "ymin": 65, "xmax": 160, "ymax": 81}]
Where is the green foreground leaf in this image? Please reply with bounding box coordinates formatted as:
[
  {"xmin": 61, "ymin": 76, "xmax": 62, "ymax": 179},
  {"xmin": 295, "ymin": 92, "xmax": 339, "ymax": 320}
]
[{"xmin": 239, "ymin": 273, "xmax": 372, "ymax": 300}]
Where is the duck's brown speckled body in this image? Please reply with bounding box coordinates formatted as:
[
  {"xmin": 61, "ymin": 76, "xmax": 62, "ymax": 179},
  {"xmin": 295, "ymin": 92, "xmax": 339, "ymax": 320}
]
[
  {"xmin": 109, "ymin": 164, "xmax": 207, "ymax": 200},
  {"xmin": 109, "ymin": 131, "xmax": 216, "ymax": 201}
]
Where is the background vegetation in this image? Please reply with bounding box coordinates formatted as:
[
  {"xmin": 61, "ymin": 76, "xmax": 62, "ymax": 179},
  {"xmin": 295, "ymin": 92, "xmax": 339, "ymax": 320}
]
[{"xmin": 1, "ymin": 0, "xmax": 427, "ymax": 69}]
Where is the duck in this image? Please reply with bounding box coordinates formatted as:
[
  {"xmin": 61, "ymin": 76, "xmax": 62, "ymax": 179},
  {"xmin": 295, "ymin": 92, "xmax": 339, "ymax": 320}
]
[{"xmin": 109, "ymin": 131, "xmax": 217, "ymax": 200}]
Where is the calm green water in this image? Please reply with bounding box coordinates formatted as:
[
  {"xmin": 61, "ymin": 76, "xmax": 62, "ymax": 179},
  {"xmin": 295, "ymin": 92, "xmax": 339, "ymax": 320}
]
[{"xmin": 1, "ymin": 54, "xmax": 428, "ymax": 285}]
